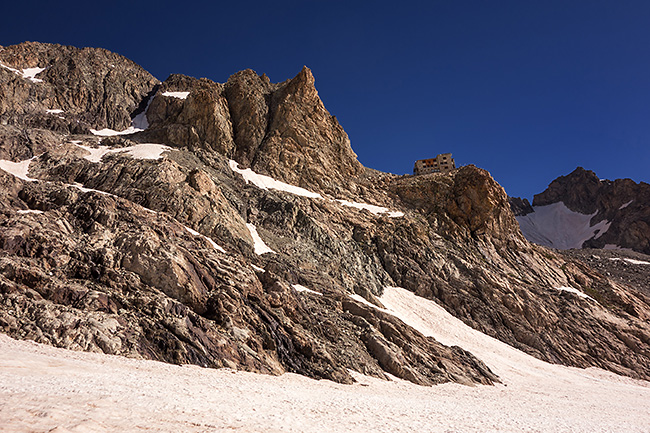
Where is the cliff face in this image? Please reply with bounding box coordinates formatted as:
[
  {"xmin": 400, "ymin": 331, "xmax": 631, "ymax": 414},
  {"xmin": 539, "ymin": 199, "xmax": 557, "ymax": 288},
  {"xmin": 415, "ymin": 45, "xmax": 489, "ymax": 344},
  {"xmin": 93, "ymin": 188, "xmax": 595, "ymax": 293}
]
[
  {"xmin": 513, "ymin": 167, "xmax": 650, "ymax": 254},
  {"xmin": 139, "ymin": 66, "xmax": 363, "ymax": 196},
  {"xmin": 1, "ymin": 42, "xmax": 649, "ymax": 385}
]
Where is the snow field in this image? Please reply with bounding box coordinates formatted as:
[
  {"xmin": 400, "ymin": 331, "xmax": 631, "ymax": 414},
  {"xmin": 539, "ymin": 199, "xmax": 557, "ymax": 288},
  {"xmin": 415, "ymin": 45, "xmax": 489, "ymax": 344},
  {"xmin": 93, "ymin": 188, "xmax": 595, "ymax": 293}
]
[{"xmin": 1, "ymin": 288, "xmax": 648, "ymax": 432}]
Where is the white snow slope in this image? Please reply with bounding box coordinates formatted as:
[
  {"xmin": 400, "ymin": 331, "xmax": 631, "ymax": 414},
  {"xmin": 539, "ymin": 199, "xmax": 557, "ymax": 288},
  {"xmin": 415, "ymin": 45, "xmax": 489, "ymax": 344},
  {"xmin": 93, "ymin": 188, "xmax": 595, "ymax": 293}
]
[
  {"xmin": 1, "ymin": 287, "xmax": 648, "ymax": 432},
  {"xmin": 516, "ymin": 201, "xmax": 611, "ymax": 249}
]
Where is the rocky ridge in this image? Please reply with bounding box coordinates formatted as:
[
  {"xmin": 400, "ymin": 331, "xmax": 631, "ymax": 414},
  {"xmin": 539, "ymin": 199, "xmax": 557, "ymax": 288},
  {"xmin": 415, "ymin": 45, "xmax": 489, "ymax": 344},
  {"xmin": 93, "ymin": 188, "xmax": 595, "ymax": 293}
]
[
  {"xmin": 0, "ymin": 41, "xmax": 158, "ymax": 160},
  {"xmin": 1, "ymin": 42, "xmax": 649, "ymax": 385}
]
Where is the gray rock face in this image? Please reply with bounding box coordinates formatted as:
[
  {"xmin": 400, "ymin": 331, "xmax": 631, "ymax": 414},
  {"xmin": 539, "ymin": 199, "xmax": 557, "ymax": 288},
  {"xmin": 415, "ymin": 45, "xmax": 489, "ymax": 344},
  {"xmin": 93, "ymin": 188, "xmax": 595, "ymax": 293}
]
[
  {"xmin": 0, "ymin": 167, "xmax": 499, "ymax": 386},
  {"xmin": 508, "ymin": 196, "xmax": 534, "ymax": 216},
  {"xmin": 1, "ymin": 42, "xmax": 649, "ymax": 386}
]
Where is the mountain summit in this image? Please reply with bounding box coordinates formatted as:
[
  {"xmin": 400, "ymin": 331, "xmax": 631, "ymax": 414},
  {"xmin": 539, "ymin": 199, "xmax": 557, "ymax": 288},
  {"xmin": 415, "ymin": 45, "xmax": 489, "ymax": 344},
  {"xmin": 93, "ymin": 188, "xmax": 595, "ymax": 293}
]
[{"xmin": 1, "ymin": 42, "xmax": 649, "ymax": 386}]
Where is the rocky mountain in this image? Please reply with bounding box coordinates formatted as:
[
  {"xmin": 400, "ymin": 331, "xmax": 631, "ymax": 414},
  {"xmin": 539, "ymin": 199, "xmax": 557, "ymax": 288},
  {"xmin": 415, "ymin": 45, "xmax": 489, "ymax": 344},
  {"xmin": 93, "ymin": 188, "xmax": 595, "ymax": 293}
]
[
  {"xmin": 512, "ymin": 167, "xmax": 650, "ymax": 254},
  {"xmin": 1, "ymin": 42, "xmax": 649, "ymax": 386}
]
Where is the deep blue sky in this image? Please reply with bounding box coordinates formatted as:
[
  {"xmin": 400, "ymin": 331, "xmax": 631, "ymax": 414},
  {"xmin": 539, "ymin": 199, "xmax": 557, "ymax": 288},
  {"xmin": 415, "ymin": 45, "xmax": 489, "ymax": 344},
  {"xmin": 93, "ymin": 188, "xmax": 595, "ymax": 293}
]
[{"xmin": 2, "ymin": 1, "xmax": 649, "ymax": 199}]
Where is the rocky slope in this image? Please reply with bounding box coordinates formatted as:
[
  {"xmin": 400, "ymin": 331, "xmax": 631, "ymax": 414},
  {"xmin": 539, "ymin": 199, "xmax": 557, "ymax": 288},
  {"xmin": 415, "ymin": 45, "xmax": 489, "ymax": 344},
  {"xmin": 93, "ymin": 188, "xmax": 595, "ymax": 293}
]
[
  {"xmin": 1, "ymin": 42, "xmax": 649, "ymax": 385},
  {"xmin": 0, "ymin": 41, "xmax": 158, "ymax": 160},
  {"xmin": 558, "ymin": 248, "xmax": 650, "ymax": 298},
  {"xmin": 511, "ymin": 167, "xmax": 650, "ymax": 254}
]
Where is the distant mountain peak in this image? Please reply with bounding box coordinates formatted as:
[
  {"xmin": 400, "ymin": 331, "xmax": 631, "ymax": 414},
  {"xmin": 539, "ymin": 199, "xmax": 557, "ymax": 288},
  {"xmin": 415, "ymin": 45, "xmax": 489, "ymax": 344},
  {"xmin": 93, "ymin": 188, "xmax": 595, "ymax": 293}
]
[{"xmin": 514, "ymin": 167, "xmax": 650, "ymax": 254}]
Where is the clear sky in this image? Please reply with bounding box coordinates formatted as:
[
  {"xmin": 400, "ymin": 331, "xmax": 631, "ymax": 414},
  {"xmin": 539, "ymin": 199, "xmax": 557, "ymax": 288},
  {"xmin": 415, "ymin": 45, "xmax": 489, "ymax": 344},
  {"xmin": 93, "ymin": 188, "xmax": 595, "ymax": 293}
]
[{"xmin": 2, "ymin": 0, "xmax": 649, "ymax": 199}]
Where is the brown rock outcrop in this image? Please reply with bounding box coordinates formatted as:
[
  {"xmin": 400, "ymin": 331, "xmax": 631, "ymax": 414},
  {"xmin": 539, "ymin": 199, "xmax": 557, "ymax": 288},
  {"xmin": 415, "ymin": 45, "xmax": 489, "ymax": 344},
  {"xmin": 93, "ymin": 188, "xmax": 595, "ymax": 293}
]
[
  {"xmin": 224, "ymin": 69, "xmax": 273, "ymax": 166},
  {"xmin": 143, "ymin": 74, "xmax": 235, "ymax": 155},
  {"xmin": 139, "ymin": 66, "xmax": 363, "ymax": 195},
  {"xmin": 533, "ymin": 167, "xmax": 603, "ymax": 213},
  {"xmin": 251, "ymin": 66, "xmax": 364, "ymax": 193},
  {"xmin": 392, "ymin": 165, "xmax": 523, "ymax": 240},
  {"xmin": 383, "ymin": 168, "xmax": 650, "ymax": 380}
]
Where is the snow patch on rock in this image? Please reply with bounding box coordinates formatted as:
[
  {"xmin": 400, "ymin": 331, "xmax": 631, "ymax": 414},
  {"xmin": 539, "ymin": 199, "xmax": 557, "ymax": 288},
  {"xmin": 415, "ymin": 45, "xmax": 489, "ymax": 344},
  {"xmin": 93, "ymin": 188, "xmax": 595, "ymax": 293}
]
[
  {"xmin": 183, "ymin": 225, "xmax": 226, "ymax": 253},
  {"xmin": 162, "ymin": 91, "xmax": 190, "ymax": 99},
  {"xmin": 131, "ymin": 95, "xmax": 154, "ymax": 130},
  {"xmin": 246, "ymin": 223, "xmax": 276, "ymax": 255},
  {"xmin": 75, "ymin": 143, "xmax": 171, "ymax": 163},
  {"xmin": 22, "ymin": 67, "xmax": 45, "ymax": 83},
  {"xmin": 0, "ymin": 157, "xmax": 37, "ymax": 181},
  {"xmin": 336, "ymin": 199, "xmax": 404, "ymax": 218},
  {"xmin": 555, "ymin": 286, "xmax": 596, "ymax": 301},
  {"xmin": 609, "ymin": 257, "xmax": 650, "ymax": 266},
  {"xmin": 229, "ymin": 161, "xmax": 403, "ymax": 217},
  {"xmin": 70, "ymin": 182, "xmax": 115, "ymax": 197},
  {"xmin": 0, "ymin": 63, "xmax": 45, "ymax": 82},
  {"xmin": 619, "ymin": 200, "xmax": 634, "ymax": 210},
  {"xmin": 229, "ymin": 160, "xmax": 322, "ymax": 199},
  {"xmin": 292, "ymin": 284, "xmax": 322, "ymax": 295},
  {"xmin": 92, "ymin": 92, "xmax": 154, "ymax": 135},
  {"xmin": 89, "ymin": 126, "xmax": 144, "ymax": 136}
]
